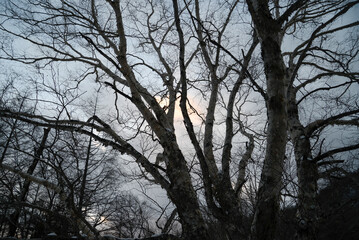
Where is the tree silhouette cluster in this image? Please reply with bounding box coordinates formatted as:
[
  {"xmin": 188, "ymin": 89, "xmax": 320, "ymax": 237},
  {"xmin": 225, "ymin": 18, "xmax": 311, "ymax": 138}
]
[{"xmin": 0, "ymin": 0, "xmax": 358, "ymax": 240}]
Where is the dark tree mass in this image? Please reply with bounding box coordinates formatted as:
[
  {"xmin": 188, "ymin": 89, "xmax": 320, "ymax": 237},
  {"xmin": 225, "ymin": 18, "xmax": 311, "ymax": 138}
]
[{"xmin": 0, "ymin": 0, "xmax": 358, "ymax": 240}]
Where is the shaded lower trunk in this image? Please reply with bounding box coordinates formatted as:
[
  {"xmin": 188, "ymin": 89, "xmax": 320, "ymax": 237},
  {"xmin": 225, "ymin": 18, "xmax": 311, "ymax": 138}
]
[
  {"xmin": 251, "ymin": 169, "xmax": 284, "ymax": 240},
  {"xmin": 218, "ymin": 181, "xmax": 245, "ymax": 240},
  {"xmin": 294, "ymin": 140, "xmax": 318, "ymax": 240},
  {"xmin": 165, "ymin": 150, "xmax": 211, "ymax": 240},
  {"xmin": 295, "ymin": 159, "xmax": 318, "ymax": 240},
  {"xmin": 288, "ymin": 98, "xmax": 318, "ymax": 240},
  {"xmin": 168, "ymin": 188, "xmax": 211, "ymax": 240}
]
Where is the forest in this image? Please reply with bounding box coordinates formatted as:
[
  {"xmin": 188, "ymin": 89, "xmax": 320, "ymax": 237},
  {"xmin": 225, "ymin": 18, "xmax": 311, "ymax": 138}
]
[{"xmin": 0, "ymin": 0, "xmax": 358, "ymax": 240}]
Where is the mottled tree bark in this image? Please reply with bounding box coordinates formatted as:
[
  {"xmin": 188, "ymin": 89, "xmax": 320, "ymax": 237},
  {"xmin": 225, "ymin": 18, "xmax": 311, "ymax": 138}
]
[
  {"xmin": 288, "ymin": 93, "xmax": 318, "ymax": 240},
  {"xmin": 163, "ymin": 144, "xmax": 211, "ymax": 240},
  {"xmin": 246, "ymin": 1, "xmax": 288, "ymax": 239}
]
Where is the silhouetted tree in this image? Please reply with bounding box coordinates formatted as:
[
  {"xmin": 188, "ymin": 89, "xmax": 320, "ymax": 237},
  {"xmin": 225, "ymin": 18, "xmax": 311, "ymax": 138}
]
[{"xmin": 0, "ymin": 1, "xmax": 358, "ymax": 239}]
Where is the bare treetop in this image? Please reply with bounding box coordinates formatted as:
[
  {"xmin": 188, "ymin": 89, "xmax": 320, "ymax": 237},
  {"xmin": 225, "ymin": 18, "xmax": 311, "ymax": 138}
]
[{"xmin": 0, "ymin": 1, "xmax": 358, "ymax": 240}]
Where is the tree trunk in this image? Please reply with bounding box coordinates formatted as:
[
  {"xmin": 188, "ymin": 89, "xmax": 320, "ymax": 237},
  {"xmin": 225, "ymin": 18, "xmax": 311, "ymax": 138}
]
[
  {"xmin": 246, "ymin": 1, "xmax": 288, "ymax": 239},
  {"xmin": 295, "ymin": 158, "xmax": 318, "ymax": 240},
  {"xmin": 164, "ymin": 146, "xmax": 211, "ymax": 240},
  {"xmin": 288, "ymin": 95, "xmax": 318, "ymax": 240}
]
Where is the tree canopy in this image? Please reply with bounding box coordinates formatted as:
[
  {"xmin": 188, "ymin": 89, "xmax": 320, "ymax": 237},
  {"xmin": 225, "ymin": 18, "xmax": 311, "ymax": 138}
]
[{"xmin": 0, "ymin": 0, "xmax": 358, "ymax": 240}]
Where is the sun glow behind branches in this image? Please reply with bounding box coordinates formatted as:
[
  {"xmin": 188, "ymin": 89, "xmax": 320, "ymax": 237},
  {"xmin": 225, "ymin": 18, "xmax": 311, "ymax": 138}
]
[{"xmin": 154, "ymin": 95, "xmax": 205, "ymax": 126}]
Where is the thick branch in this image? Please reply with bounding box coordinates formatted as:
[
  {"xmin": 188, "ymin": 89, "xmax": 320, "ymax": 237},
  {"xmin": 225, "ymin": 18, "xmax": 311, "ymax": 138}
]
[
  {"xmin": 305, "ymin": 109, "xmax": 359, "ymax": 136},
  {"xmin": 313, "ymin": 143, "xmax": 359, "ymax": 162}
]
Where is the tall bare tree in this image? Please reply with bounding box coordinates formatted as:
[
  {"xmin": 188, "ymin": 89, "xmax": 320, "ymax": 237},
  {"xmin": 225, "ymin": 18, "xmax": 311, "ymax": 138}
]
[{"xmin": 1, "ymin": 1, "xmax": 358, "ymax": 240}]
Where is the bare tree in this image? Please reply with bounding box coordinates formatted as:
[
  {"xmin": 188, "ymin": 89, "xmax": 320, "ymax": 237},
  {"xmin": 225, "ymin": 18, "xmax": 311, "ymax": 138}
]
[
  {"xmin": 243, "ymin": 1, "xmax": 359, "ymax": 239},
  {"xmin": 0, "ymin": 1, "xmax": 358, "ymax": 240}
]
